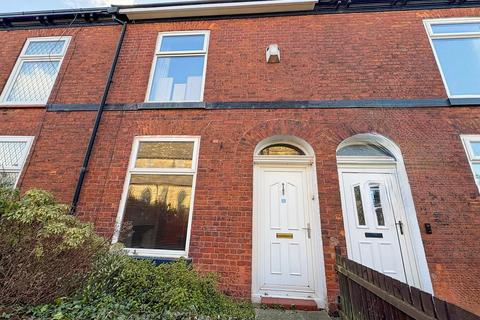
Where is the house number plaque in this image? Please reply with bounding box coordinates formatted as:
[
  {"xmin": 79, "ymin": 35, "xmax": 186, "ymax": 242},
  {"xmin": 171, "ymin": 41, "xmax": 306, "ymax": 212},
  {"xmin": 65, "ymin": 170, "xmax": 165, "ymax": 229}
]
[{"xmin": 276, "ymin": 233, "xmax": 293, "ymax": 239}]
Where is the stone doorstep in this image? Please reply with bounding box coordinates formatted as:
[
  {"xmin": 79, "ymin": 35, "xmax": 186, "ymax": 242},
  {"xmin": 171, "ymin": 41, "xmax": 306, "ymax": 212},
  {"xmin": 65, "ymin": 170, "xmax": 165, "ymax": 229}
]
[
  {"xmin": 260, "ymin": 297, "xmax": 319, "ymax": 311},
  {"xmin": 255, "ymin": 308, "xmax": 332, "ymax": 320}
]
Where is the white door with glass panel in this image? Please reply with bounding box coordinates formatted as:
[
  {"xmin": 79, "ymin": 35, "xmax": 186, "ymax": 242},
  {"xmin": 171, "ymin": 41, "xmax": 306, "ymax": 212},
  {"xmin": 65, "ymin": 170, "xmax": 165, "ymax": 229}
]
[
  {"xmin": 340, "ymin": 172, "xmax": 411, "ymax": 283},
  {"xmin": 258, "ymin": 166, "xmax": 314, "ymax": 294}
]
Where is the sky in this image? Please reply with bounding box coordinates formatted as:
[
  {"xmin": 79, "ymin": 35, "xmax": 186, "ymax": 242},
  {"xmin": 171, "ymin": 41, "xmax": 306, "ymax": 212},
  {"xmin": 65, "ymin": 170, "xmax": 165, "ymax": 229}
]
[{"xmin": 0, "ymin": 0, "xmax": 164, "ymax": 13}]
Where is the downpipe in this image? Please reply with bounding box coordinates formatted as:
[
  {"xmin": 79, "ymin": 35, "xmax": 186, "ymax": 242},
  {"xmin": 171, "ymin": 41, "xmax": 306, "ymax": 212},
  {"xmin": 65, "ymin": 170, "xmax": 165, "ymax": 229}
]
[{"xmin": 69, "ymin": 18, "xmax": 127, "ymax": 215}]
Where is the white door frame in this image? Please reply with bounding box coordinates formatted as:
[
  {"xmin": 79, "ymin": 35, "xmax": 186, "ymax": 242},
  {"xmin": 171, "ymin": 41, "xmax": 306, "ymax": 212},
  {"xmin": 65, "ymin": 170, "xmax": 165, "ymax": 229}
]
[
  {"xmin": 336, "ymin": 133, "xmax": 433, "ymax": 293},
  {"xmin": 251, "ymin": 136, "xmax": 327, "ymax": 308},
  {"xmin": 338, "ymin": 165, "xmax": 420, "ymax": 285}
]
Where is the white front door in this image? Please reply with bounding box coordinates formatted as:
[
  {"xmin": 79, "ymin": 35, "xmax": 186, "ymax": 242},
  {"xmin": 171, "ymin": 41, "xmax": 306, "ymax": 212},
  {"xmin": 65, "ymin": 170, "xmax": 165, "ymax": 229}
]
[
  {"xmin": 340, "ymin": 171, "xmax": 415, "ymax": 284},
  {"xmin": 257, "ymin": 165, "xmax": 314, "ymax": 296}
]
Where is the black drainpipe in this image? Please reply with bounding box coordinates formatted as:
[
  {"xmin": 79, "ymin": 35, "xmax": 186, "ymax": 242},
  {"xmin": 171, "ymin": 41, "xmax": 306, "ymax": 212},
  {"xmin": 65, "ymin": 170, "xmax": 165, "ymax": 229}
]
[{"xmin": 70, "ymin": 18, "xmax": 127, "ymax": 215}]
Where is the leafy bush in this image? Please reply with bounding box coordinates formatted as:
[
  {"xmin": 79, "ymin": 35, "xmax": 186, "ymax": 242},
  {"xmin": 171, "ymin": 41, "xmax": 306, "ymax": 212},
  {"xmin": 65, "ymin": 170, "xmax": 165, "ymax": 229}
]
[
  {"xmin": 0, "ymin": 188, "xmax": 253, "ymax": 319},
  {"xmin": 23, "ymin": 249, "xmax": 254, "ymax": 319},
  {"xmin": 0, "ymin": 188, "xmax": 107, "ymax": 307}
]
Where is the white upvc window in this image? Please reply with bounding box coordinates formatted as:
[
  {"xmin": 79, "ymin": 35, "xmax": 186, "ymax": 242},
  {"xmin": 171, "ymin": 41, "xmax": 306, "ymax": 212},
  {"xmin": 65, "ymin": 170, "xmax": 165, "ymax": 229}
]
[
  {"xmin": 0, "ymin": 36, "xmax": 71, "ymax": 105},
  {"xmin": 113, "ymin": 136, "xmax": 201, "ymax": 258},
  {"xmin": 424, "ymin": 18, "xmax": 480, "ymax": 101},
  {"xmin": 0, "ymin": 136, "xmax": 34, "ymax": 188},
  {"xmin": 145, "ymin": 31, "xmax": 209, "ymax": 103},
  {"xmin": 461, "ymin": 135, "xmax": 480, "ymax": 191}
]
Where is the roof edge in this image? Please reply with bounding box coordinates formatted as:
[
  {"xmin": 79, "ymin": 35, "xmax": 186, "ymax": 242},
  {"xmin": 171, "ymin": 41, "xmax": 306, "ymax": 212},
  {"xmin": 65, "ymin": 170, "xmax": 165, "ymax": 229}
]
[
  {"xmin": 1, "ymin": 0, "xmax": 480, "ymax": 29},
  {"xmin": 0, "ymin": 7, "xmax": 122, "ymax": 29},
  {"xmin": 0, "ymin": 7, "xmax": 116, "ymax": 19},
  {"xmin": 119, "ymin": 0, "xmax": 318, "ymax": 20}
]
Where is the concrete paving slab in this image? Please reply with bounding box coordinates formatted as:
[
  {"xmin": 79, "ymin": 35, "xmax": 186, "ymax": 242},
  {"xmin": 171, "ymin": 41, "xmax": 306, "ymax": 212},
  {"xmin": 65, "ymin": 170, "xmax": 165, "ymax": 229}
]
[{"xmin": 255, "ymin": 308, "xmax": 331, "ymax": 320}]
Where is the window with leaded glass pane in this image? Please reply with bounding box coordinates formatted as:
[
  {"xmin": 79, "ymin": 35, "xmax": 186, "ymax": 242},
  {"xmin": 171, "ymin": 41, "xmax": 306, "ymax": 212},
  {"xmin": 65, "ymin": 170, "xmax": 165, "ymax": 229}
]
[
  {"xmin": 114, "ymin": 137, "xmax": 200, "ymax": 257},
  {"xmin": 1, "ymin": 37, "xmax": 70, "ymax": 105},
  {"xmin": 0, "ymin": 137, "xmax": 34, "ymax": 188}
]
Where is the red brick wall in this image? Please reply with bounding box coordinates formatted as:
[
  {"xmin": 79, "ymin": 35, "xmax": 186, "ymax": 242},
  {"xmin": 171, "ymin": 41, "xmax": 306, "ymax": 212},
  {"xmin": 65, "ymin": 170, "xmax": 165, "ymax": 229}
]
[
  {"xmin": 75, "ymin": 107, "xmax": 480, "ymax": 313},
  {"xmin": 0, "ymin": 25, "xmax": 121, "ymax": 105},
  {"xmin": 109, "ymin": 7, "xmax": 480, "ymax": 103},
  {"xmin": 0, "ymin": 7, "xmax": 479, "ymax": 314},
  {"xmin": 0, "ymin": 25, "xmax": 121, "ymax": 201}
]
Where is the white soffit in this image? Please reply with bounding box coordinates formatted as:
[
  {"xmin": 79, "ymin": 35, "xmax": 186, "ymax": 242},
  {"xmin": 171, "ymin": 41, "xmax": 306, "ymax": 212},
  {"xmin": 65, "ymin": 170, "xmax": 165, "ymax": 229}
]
[{"xmin": 119, "ymin": 0, "xmax": 318, "ymax": 20}]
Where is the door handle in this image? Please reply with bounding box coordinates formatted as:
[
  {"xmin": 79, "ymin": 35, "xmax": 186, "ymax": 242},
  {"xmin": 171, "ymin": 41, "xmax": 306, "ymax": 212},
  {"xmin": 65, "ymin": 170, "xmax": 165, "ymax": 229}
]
[
  {"xmin": 395, "ymin": 220, "xmax": 404, "ymax": 235},
  {"xmin": 302, "ymin": 223, "xmax": 311, "ymax": 239}
]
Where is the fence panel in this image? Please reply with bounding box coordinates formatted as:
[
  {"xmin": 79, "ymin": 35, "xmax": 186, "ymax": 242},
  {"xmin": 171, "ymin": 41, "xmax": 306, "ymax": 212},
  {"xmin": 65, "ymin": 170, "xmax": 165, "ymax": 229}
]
[{"xmin": 336, "ymin": 254, "xmax": 479, "ymax": 320}]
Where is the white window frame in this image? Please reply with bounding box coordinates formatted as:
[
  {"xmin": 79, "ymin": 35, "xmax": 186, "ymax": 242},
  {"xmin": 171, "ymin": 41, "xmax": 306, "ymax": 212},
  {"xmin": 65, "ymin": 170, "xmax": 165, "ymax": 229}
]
[
  {"xmin": 0, "ymin": 36, "xmax": 71, "ymax": 106},
  {"xmin": 112, "ymin": 135, "xmax": 201, "ymax": 258},
  {"xmin": 0, "ymin": 136, "xmax": 34, "ymax": 188},
  {"xmin": 145, "ymin": 31, "xmax": 210, "ymax": 103},
  {"xmin": 423, "ymin": 18, "xmax": 480, "ymax": 101},
  {"xmin": 461, "ymin": 134, "xmax": 480, "ymax": 191}
]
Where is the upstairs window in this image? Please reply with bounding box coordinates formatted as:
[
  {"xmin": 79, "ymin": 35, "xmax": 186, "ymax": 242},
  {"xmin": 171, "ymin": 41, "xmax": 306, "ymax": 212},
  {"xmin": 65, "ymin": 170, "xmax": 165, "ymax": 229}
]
[
  {"xmin": 1, "ymin": 37, "xmax": 70, "ymax": 105},
  {"xmin": 146, "ymin": 31, "xmax": 209, "ymax": 103},
  {"xmin": 424, "ymin": 19, "xmax": 480, "ymax": 101},
  {"xmin": 113, "ymin": 136, "xmax": 200, "ymax": 258},
  {"xmin": 0, "ymin": 136, "xmax": 34, "ymax": 188},
  {"xmin": 461, "ymin": 135, "xmax": 480, "ymax": 191}
]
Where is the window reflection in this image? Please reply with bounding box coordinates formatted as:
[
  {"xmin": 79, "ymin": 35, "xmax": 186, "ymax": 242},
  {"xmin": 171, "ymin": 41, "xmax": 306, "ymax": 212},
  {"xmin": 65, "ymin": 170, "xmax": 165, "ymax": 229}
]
[
  {"xmin": 160, "ymin": 35, "xmax": 205, "ymax": 52},
  {"xmin": 370, "ymin": 184, "xmax": 385, "ymax": 226},
  {"xmin": 119, "ymin": 174, "xmax": 193, "ymax": 251},
  {"xmin": 470, "ymin": 142, "xmax": 480, "ymax": 157},
  {"xmin": 473, "ymin": 164, "xmax": 480, "ymax": 183},
  {"xmin": 354, "ymin": 185, "xmax": 366, "ymax": 226},
  {"xmin": 135, "ymin": 141, "xmax": 194, "ymax": 169},
  {"xmin": 260, "ymin": 144, "xmax": 305, "ymax": 156},
  {"xmin": 431, "ymin": 23, "xmax": 480, "ymax": 35},
  {"xmin": 149, "ymin": 56, "xmax": 205, "ymax": 102},
  {"xmin": 432, "ymin": 37, "xmax": 480, "ymax": 96}
]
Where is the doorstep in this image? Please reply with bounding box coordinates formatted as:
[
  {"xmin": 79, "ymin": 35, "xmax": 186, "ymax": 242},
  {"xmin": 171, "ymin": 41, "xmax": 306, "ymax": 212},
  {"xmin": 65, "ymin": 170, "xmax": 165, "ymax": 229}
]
[
  {"xmin": 255, "ymin": 309, "xmax": 331, "ymax": 320},
  {"xmin": 260, "ymin": 297, "xmax": 319, "ymax": 311}
]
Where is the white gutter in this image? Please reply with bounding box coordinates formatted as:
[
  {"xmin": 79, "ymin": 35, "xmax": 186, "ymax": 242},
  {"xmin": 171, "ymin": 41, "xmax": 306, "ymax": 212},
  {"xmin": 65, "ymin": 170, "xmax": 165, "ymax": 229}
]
[{"xmin": 119, "ymin": 0, "xmax": 318, "ymax": 20}]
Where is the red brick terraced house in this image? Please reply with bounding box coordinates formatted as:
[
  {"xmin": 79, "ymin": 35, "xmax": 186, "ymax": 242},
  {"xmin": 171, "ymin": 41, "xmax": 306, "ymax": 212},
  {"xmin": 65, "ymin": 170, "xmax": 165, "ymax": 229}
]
[{"xmin": 0, "ymin": 0, "xmax": 480, "ymax": 314}]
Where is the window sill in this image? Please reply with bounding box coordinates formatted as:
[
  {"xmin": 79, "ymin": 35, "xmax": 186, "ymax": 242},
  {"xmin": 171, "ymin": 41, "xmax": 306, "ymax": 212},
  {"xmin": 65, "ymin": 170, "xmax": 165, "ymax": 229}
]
[
  {"xmin": 448, "ymin": 97, "xmax": 480, "ymax": 106},
  {"xmin": 0, "ymin": 103, "xmax": 46, "ymax": 108},
  {"xmin": 139, "ymin": 101, "xmax": 206, "ymax": 109},
  {"xmin": 131, "ymin": 255, "xmax": 192, "ymax": 266},
  {"xmin": 124, "ymin": 247, "xmax": 188, "ymax": 259}
]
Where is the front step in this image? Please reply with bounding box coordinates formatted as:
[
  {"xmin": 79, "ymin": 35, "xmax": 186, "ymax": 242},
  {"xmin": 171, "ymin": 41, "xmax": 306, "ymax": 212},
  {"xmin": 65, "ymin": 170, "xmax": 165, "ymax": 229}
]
[
  {"xmin": 260, "ymin": 297, "xmax": 319, "ymax": 311},
  {"xmin": 255, "ymin": 308, "xmax": 332, "ymax": 320}
]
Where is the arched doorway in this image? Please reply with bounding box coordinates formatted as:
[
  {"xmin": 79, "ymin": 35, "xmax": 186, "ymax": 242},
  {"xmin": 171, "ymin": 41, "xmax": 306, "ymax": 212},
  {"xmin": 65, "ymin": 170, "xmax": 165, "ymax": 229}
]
[
  {"xmin": 336, "ymin": 133, "xmax": 432, "ymax": 292},
  {"xmin": 252, "ymin": 135, "xmax": 327, "ymax": 308}
]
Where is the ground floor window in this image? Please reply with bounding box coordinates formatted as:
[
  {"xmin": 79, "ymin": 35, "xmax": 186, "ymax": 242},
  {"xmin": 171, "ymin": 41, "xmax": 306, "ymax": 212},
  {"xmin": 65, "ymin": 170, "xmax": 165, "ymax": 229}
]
[
  {"xmin": 113, "ymin": 136, "xmax": 200, "ymax": 258},
  {"xmin": 461, "ymin": 135, "xmax": 480, "ymax": 191},
  {"xmin": 0, "ymin": 136, "xmax": 34, "ymax": 188}
]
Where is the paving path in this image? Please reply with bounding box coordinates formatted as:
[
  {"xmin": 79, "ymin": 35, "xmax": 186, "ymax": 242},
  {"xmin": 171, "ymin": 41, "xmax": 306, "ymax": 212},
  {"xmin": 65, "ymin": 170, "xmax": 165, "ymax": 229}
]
[{"xmin": 255, "ymin": 309, "xmax": 332, "ymax": 320}]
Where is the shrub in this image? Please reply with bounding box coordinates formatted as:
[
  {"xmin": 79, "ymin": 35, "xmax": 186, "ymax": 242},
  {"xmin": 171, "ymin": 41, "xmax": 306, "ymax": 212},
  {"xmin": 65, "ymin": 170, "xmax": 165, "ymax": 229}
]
[
  {"xmin": 24, "ymin": 249, "xmax": 254, "ymax": 319},
  {"xmin": 0, "ymin": 188, "xmax": 253, "ymax": 319},
  {"xmin": 0, "ymin": 188, "xmax": 107, "ymax": 307}
]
